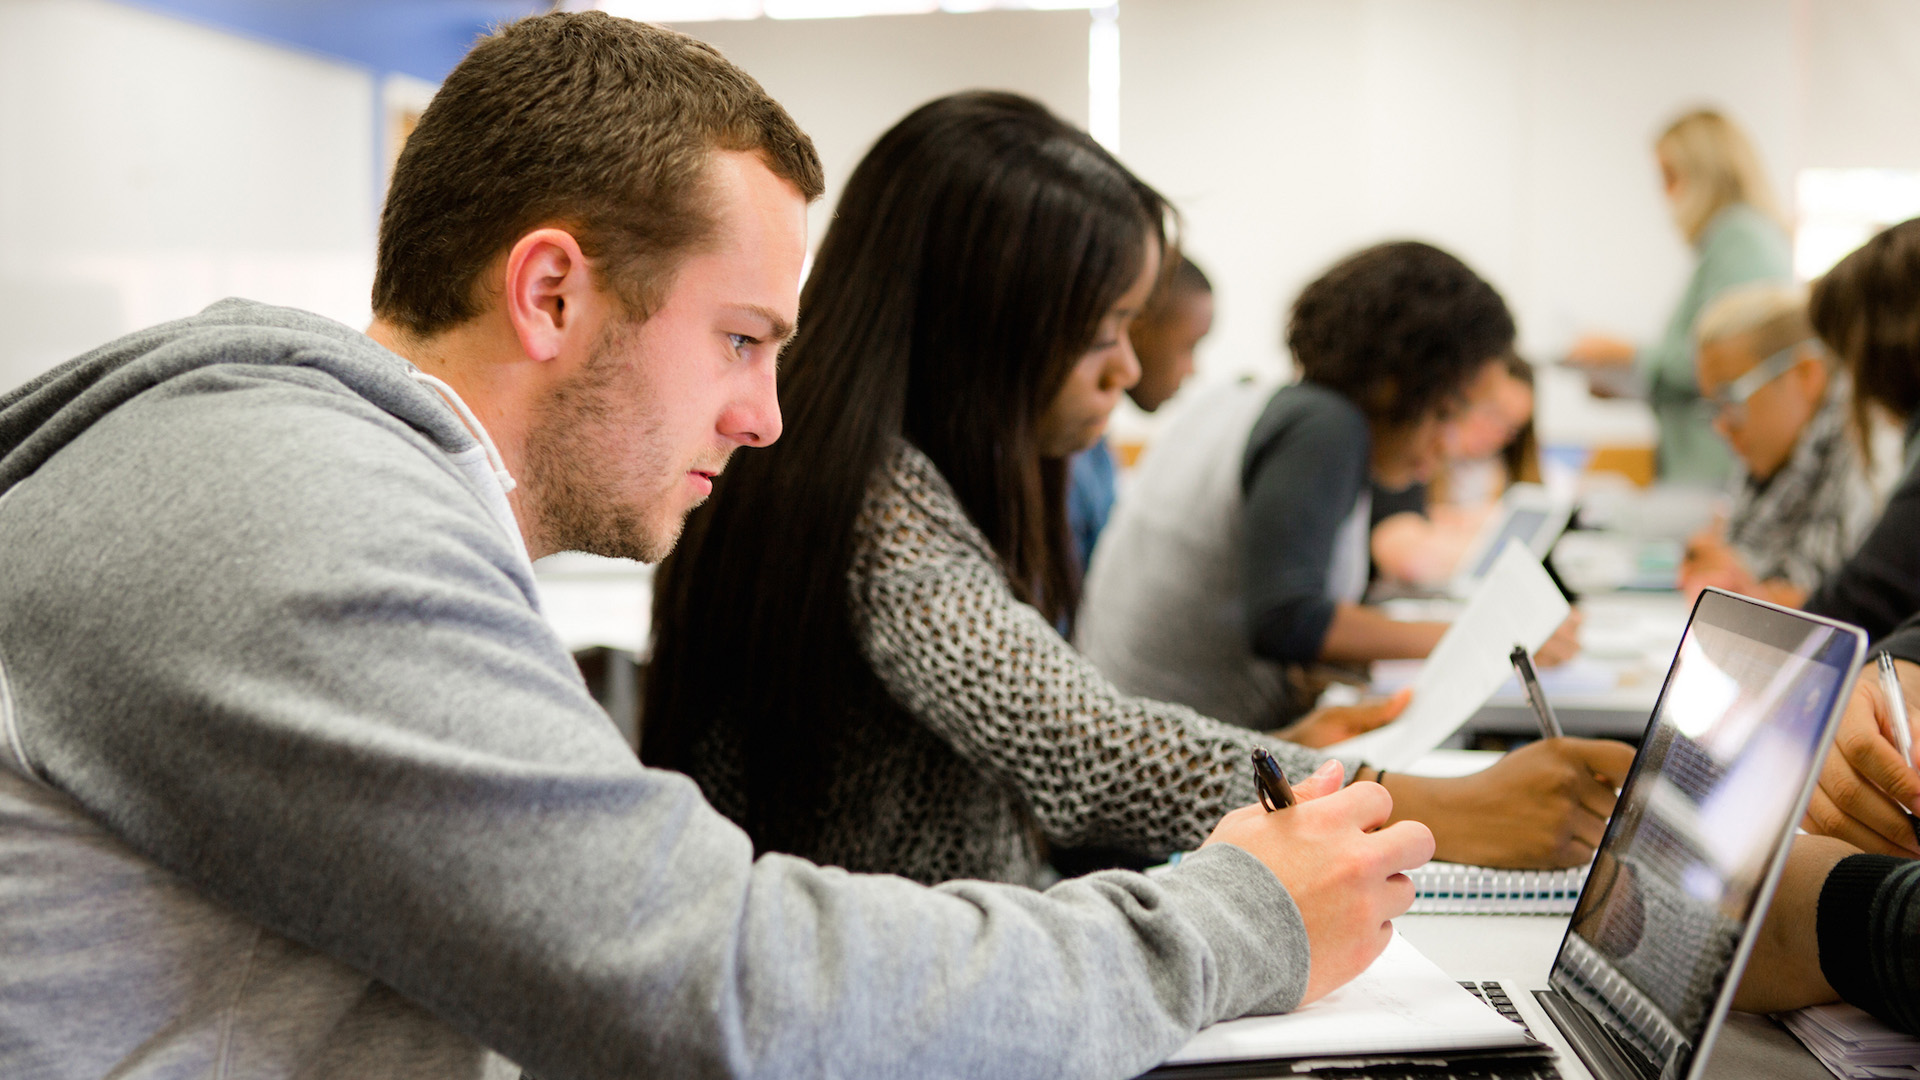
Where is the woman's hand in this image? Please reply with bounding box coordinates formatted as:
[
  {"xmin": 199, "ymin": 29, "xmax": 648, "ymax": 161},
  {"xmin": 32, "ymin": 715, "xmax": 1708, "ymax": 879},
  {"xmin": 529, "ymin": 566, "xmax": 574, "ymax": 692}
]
[
  {"xmin": 1381, "ymin": 738, "xmax": 1636, "ymax": 868},
  {"xmin": 1271, "ymin": 689, "xmax": 1412, "ymax": 749},
  {"xmin": 1804, "ymin": 659, "xmax": 1920, "ymax": 856},
  {"xmin": 1679, "ymin": 532, "xmax": 1760, "ymax": 599},
  {"xmin": 1565, "ymin": 334, "xmax": 1637, "ymax": 368},
  {"xmin": 1533, "ymin": 610, "xmax": 1583, "ymax": 668}
]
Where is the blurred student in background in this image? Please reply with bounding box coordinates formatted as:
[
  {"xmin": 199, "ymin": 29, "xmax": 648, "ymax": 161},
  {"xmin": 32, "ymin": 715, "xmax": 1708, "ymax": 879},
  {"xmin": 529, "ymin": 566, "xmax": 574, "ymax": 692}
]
[
  {"xmin": 1567, "ymin": 108, "xmax": 1792, "ymax": 487},
  {"xmin": 1068, "ymin": 254, "xmax": 1214, "ymax": 571},
  {"xmin": 1677, "ymin": 283, "xmax": 1876, "ymax": 607},
  {"xmin": 1799, "ymin": 219, "xmax": 1920, "ymax": 646},
  {"xmin": 1079, "ymin": 242, "xmax": 1579, "ymax": 733},
  {"xmin": 1784, "ymin": 219, "xmax": 1920, "ymax": 862},
  {"xmin": 645, "ymin": 96, "xmax": 1629, "ymax": 887},
  {"xmin": 1370, "ymin": 353, "xmax": 1538, "ymax": 588}
]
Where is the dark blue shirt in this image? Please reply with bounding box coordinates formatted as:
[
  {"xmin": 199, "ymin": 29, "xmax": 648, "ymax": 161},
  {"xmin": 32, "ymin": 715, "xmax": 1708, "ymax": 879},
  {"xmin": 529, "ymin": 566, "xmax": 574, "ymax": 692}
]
[{"xmin": 1068, "ymin": 438, "xmax": 1119, "ymax": 573}]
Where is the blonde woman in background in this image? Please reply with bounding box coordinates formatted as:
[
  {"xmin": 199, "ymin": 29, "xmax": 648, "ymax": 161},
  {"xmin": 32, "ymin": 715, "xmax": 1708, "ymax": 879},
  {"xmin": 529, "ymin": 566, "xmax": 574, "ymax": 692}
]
[
  {"xmin": 1569, "ymin": 108, "xmax": 1793, "ymax": 487},
  {"xmin": 1677, "ymin": 283, "xmax": 1877, "ymax": 607}
]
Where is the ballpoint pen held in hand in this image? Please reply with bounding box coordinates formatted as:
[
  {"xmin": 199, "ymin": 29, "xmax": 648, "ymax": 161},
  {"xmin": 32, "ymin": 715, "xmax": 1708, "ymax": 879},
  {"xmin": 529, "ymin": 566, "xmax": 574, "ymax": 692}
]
[
  {"xmin": 1251, "ymin": 747, "xmax": 1296, "ymax": 812},
  {"xmin": 1511, "ymin": 644, "xmax": 1563, "ymax": 740}
]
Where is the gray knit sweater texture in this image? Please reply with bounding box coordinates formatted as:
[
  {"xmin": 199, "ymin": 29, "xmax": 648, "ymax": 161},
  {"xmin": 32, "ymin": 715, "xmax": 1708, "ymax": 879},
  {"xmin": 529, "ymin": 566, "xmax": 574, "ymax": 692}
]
[{"xmin": 694, "ymin": 440, "xmax": 1334, "ymax": 887}]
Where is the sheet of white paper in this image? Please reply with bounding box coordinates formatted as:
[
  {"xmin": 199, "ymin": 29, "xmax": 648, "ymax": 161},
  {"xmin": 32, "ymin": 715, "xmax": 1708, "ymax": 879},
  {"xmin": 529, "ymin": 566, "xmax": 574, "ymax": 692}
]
[
  {"xmin": 1163, "ymin": 932, "xmax": 1531, "ymax": 1065},
  {"xmin": 1329, "ymin": 539, "xmax": 1571, "ymax": 770}
]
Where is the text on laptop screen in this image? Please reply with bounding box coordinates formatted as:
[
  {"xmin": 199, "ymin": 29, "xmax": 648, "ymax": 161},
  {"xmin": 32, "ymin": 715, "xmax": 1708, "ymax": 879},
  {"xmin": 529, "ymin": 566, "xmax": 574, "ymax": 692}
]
[{"xmin": 1553, "ymin": 594, "xmax": 1857, "ymax": 1079}]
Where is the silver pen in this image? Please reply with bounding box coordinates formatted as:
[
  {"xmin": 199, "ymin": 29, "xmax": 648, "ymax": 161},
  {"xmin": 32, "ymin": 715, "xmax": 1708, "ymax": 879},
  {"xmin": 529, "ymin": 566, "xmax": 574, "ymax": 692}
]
[
  {"xmin": 1879, "ymin": 652, "xmax": 1915, "ymax": 769},
  {"xmin": 1875, "ymin": 652, "xmax": 1920, "ymax": 845},
  {"xmin": 1510, "ymin": 644, "xmax": 1563, "ymax": 740}
]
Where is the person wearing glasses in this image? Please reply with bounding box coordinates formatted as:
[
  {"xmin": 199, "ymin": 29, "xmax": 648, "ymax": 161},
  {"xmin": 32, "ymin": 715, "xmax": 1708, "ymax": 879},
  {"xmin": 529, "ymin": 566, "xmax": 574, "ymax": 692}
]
[{"xmin": 1677, "ymin": 283, "xmax": 1876, "ymax": 607}]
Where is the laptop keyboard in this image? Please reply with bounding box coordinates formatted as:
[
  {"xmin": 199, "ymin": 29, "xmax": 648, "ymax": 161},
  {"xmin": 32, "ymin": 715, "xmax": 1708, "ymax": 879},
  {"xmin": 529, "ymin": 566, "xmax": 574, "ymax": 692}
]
[{"xmin": 1460, "ymin": 981, "xmax": 1537, "ymax": 1038}]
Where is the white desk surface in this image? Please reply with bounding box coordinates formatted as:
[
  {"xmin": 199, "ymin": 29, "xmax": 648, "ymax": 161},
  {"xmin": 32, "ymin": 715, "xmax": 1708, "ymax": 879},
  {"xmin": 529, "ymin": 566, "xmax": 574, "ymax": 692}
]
[{"xmin": 1395, "ymin": 914, "xmax": 1828, "ymax": 1080}]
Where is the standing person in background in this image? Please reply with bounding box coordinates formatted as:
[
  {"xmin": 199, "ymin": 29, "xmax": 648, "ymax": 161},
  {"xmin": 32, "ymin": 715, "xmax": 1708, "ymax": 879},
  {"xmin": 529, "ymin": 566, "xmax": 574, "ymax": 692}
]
[
  {"xmin": 1677, "ymin": 283, "xmax": 1876, "ymax": 607},
  {"xmin": 1370, "ymin": 353, "xmax": 1538, "ymax": 588},
  {"xmin": 1799, "ymin": 219, "xmax": 1920, "ymax": 645},
  {"xmin": 1068, "ymin": 254, "xmax": 1214, "ymax": 573},
  {"xmin": 1567, "ymin": 108, "xmax": 1792, "ymax": 487}
]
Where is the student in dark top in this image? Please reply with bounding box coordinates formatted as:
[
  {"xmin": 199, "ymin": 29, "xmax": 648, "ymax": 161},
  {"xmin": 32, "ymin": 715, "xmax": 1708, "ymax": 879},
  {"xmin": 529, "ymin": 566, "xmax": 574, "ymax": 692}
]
[
  {"xmin": 1067, "ymin": 255, "xmax": 1215, "ymax": 571},
  {"xmin": 1078, "ymin": 242, "xmax": 1579, "ymax": 731},
  {"xmin": 1735, "ymin": 829, "xmax": 1920, "ymax": 1034},
  {"xmin": 1800, "ymin": 218, "xmax": 1920, "ymax": 644}
]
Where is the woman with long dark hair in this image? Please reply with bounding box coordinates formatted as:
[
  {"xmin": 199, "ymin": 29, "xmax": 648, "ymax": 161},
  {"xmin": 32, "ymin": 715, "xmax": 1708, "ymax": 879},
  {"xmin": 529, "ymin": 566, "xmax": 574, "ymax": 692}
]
[{"xmin": 644, "ymin": 91, "xmax": 1628, "ymax": 887}]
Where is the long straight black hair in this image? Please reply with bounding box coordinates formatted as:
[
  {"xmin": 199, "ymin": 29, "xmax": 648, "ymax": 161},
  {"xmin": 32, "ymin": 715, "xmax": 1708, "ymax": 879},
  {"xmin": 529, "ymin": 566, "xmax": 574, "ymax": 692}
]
[{"xmin": 642, "ymin": 91, "xmax": 1169, "ymax": 851}]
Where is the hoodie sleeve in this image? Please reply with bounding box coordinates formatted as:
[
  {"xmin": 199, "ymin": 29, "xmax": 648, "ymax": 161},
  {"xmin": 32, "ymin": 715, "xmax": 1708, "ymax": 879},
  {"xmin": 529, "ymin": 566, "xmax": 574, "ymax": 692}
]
[{"xmin": 0, "ymin": 368, "xmax": 1308, "ymax": 1080}]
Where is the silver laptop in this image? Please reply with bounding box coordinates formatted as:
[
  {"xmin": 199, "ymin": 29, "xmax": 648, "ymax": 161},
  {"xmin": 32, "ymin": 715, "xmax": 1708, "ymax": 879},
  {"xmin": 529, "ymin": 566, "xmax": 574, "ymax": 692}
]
[{"xmin": 1471, "ymin": 588, "xmax": 1865, "ymax": 1080}]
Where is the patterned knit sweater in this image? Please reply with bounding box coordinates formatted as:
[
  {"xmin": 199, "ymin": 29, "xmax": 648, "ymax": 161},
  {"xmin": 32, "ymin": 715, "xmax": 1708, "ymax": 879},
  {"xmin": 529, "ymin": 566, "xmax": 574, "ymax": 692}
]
[{"xmin": 736, "ymin": 440, "xmax": 1334, "ymax": 887}]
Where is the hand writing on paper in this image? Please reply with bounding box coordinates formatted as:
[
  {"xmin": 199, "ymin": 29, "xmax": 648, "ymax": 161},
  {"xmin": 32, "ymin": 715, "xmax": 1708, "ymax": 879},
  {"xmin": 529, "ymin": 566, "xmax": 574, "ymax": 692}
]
[
  {"xmin": 1272, "ymin": 689, "xmax": 1412, "ymax": 749},
  {"xmin": 1804, "ymin": 659, "xmax": 1920, "ymax": 856},
  {"xmin": 1382, "ymin": 738, "xmax": 1635, "ymax": 868},
  {"xmin": 1204, "ymin": 762, "xmax": 1434, "ymax": 1005}
]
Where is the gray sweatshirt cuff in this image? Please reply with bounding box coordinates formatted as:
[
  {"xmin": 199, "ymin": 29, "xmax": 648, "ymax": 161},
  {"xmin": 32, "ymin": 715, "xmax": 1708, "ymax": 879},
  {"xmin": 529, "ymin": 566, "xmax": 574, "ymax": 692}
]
[{"xmin": 1153, "ymin": 843, "xmax": 1310, "ymax": 1020}]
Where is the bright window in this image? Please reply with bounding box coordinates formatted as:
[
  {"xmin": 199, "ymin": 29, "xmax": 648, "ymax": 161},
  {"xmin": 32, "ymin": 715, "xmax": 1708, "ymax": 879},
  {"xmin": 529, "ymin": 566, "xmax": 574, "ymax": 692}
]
[{"xmin": 1795, "ymin": 168, "xmax": 1920, "ymax": 280}]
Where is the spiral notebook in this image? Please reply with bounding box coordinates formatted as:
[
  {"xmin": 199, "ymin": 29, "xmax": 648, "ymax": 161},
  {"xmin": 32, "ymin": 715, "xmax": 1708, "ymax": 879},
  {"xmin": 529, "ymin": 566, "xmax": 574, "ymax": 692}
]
[{"xmin": 1408, "ymin": 860, "xmax": 1590, "ymax": 915}]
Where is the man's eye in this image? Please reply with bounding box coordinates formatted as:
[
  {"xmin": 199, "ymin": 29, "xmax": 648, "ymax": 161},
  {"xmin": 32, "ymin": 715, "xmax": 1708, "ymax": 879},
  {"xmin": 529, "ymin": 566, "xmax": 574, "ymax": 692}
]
[{"xmin": 728, "ymin": 333, "xmax": 758, "ymax": 354}]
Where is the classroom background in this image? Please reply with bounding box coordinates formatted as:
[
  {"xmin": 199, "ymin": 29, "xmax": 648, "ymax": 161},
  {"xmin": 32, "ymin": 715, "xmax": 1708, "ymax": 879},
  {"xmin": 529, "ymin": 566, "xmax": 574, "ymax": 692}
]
[{"xmin": 3, "ymin": 0, "xmax": 1919, "ymax": 470}]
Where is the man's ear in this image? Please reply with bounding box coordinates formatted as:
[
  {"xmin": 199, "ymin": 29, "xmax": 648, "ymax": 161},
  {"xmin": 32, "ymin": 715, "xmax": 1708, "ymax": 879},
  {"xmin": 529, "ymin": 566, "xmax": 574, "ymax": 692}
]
[
  {"xmin": 502, "ymin": 227, "xmax": 594, "ymax": 363},
  {"xmin": 1793, "ymin": 349, "xmax": 1830, "ymax": 400}
]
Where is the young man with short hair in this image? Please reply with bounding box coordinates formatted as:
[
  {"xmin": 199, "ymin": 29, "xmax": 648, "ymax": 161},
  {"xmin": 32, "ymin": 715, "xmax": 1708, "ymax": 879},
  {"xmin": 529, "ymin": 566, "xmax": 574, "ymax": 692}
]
[{"xmin": 0, "ymin": 14, "xmax": 1428, "ymax": 1078}]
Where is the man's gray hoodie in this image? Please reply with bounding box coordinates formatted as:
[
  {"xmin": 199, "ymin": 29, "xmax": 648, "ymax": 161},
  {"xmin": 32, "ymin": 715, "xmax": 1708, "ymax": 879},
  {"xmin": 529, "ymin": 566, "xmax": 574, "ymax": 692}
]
[{"xmin": 0, "ymin": 300, "xmax": 1311, "ymax": 1079}]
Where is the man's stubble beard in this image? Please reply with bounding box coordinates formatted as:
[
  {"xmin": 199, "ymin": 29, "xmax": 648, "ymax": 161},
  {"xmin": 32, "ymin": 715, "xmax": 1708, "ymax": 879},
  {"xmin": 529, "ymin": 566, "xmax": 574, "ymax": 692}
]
[{"xmin": 520, "ymin": 321, "xmax": 687, "ymax": 564}]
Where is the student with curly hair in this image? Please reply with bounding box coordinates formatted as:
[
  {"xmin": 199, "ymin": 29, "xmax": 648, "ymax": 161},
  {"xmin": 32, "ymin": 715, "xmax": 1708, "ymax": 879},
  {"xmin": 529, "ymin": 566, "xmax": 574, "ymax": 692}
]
[{"xmin": 1078, "ymin": 241, "xmax": 1578, "ymax": 731}]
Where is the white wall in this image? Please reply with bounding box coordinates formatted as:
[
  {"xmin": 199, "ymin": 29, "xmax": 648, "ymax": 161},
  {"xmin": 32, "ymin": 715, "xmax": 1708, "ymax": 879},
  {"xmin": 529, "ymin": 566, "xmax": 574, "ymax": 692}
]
[
  {"xmin": 1806, "ymin": 0, "xmax": 1920, "ymax": 169},
  {"xmin": 0, "ymin": 0, "xmax": 377, "ymax": 392},
  {"xmin": 6, "ymin": 0, "xmax": 1917, "ymax": 448},
  {"xmin": 666, "ymin": 10, "xmax": 1090, "ymax": 255},
  {"xmin": 1116, "ymin": 0, "xmax": 1819, "ymax": 445}
]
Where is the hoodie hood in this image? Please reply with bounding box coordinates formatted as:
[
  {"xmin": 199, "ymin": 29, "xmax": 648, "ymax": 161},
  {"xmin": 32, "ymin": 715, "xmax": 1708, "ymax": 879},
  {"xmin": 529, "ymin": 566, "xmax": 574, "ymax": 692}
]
[{"xmin": 0, "ymin": 299, "xmax": 485, "ymax": 503}]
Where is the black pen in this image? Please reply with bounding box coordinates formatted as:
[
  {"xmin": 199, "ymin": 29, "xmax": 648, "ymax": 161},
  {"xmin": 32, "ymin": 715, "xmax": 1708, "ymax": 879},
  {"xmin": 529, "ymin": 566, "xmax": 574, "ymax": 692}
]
[
  {"xmin": 1251, "ymin": 747, "xmax": 1296, "ymax": 812},
  {"xmin": 1510, "ymin": 644, "xmax": 1563, "ymax": 739}
]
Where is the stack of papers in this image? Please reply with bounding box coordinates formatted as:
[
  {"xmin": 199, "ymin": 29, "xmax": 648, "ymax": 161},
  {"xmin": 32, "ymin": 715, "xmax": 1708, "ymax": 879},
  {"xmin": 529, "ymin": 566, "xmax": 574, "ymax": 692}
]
[{"xmin": 1779, "ymin": 1004, "xmax": 1920, "ymax": 1078}]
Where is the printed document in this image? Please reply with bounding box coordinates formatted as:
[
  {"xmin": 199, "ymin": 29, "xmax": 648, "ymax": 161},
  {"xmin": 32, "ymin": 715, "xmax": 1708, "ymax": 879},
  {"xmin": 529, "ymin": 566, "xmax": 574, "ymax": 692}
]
[{"xmin": 1330, "ymin": 539, "xmax": 1571, "ymax": 770}]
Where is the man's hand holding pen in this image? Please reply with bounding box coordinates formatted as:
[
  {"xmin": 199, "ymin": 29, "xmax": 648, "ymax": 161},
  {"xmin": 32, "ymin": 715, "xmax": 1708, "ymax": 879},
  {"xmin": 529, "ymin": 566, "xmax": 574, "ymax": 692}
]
[{"xmin": 1201, "ymin": 758, "xmax": 1434, "ymax": 1006}]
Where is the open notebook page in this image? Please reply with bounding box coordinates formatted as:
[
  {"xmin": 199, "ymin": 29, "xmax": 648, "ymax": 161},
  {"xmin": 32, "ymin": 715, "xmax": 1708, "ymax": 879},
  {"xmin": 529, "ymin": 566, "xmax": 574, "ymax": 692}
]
[
  {"xmin": 1161, "ymin": 932, "xmax": 1535, "ymax": 1066},
  {"xmin": 1329, "ymin": 538, "xmax": 1570, "ymax": 771}
]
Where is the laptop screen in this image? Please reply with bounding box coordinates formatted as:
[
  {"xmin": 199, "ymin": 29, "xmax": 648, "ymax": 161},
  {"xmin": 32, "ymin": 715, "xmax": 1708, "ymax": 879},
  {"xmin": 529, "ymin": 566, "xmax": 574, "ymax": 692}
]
[
  {"xmin": 1468, "ymin": 507, "xmax": 1550, "ymax": 579},
  {"xmin": 1549, "ymin": 590, "xmax": 1863, "ymax": 1080}
]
